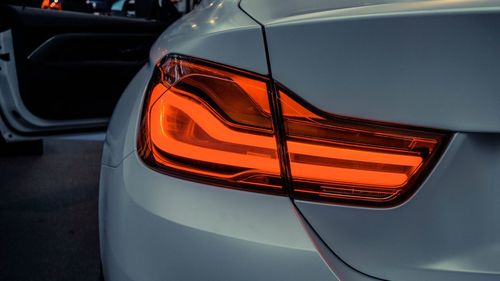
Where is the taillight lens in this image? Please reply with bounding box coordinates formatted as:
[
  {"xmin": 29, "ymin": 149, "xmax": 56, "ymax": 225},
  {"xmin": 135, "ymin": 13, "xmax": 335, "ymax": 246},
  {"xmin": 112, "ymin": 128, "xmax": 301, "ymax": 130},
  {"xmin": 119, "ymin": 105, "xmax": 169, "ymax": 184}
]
[
  {"xmin": 278, "ymin": 88, "xmax": 447, "ymax": 205},
  {"xmin": 138, "ymin": 56, "xmax": 283, "ymax": 193},
  {"xmin": 139, "ymin": 55, "xmax": 448, "ymax": 206}
]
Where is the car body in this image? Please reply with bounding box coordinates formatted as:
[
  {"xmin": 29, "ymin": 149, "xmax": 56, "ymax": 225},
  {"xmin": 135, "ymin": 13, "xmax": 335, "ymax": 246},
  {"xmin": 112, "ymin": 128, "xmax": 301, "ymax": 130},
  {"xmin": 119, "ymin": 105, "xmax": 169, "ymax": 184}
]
[{"xmin": 99, "ymin": 0, "xmax": 500, "ymax": 280}]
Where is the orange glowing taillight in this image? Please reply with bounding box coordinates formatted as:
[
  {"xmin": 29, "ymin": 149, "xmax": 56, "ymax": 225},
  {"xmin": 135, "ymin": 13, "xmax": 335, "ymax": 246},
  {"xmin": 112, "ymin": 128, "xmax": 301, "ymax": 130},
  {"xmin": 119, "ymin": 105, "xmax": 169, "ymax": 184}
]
[
  {"xmin": 138, "ymin": 56, "xmax": 283, "ymax": 193},
  {"xmin": 139, "ymin": 55, "xmax": 448, "ymax": 206},
  {"xmin": 277, "ymin": 88, "xmax": 447, "ymax": 204}
]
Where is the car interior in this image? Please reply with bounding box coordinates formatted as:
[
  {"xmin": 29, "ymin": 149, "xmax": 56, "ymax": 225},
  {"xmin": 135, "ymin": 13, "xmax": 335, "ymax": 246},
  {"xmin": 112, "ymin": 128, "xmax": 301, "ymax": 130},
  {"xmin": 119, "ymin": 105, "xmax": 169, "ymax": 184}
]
[{"xmin": 0, "ymin": 3, "xmax": 177, "ymax": 123}]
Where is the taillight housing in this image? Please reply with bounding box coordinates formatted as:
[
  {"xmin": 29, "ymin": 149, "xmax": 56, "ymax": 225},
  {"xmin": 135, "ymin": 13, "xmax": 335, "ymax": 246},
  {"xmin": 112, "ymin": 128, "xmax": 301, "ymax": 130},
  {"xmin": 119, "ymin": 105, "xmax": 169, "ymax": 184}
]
[
  {"xmin": 277, "ymin": 87, "xmax": 447, "ymax": 205},
  {"xmin": 138, "ymin": 55, "xmax": 283, "ymax": 194},
  {"xmin": 138, "ymin": 55, "xmax": 448, "ymax": 206}
]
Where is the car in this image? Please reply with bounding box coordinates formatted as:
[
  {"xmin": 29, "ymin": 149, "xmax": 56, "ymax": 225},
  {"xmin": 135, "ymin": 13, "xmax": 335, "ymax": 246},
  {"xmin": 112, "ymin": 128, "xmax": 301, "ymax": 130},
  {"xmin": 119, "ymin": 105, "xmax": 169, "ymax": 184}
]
[
  {"xmin": 1, "ymin": 0, "xmax": 500, "ymax": 280},
  {"xmin": 97, "ymin": 0, "xmax": 500, "ymax": 280}
]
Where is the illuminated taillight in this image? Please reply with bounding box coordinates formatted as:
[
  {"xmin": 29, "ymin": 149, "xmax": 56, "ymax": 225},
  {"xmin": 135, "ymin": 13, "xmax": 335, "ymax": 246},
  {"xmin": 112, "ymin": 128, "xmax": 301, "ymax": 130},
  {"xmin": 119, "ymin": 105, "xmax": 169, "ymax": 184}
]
[
  {"xmin": 139, "ymin": 55, "xmax": 448, "ymax": 206},
  {"xmin": 278, "ymin": 87, "xmax": 447, "ymax": 205},
  {"xmin": 138, "ymin": 56, "xmax": 283, "ymax": 193}
]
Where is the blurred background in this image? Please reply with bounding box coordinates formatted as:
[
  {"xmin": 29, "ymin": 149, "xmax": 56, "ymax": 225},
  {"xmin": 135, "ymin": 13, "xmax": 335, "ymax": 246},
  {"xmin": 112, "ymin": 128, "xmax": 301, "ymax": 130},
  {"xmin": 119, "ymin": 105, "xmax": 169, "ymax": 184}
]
[
  {"xmin": 2, "ymin": 0, "xmax": 199, "ymax": 19},
  {"xmin": 0, "ymin": 1, "xmax": 200, "ymax": 280}
]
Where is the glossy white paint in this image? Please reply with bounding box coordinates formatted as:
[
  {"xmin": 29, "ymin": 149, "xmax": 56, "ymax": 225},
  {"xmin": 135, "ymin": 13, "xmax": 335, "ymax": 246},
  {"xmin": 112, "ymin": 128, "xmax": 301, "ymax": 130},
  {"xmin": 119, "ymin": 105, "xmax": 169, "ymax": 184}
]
[
  {"xmin": 101, "ymin": 0, "xmax": 500, "ymax": 280},
  {"xmin": 242, "ymin": 0, "xmax": 500, "ymax": 132},
  {"xmin": 100, "ymin": 0, "xmax": 378, "ymax": 280},
  {"xmin": 100, "ymin": 152, "xmax": 342, "ymax": 281},
  {"xmin": 238, "ymin": 1, "xmax": 500, "ymax": 279},
  {"xmin": 297, "ymin": 133, "xmax": 500, "ymax": 280},
  {"xmin": 149, "ymin": 0, "xmax": 268, "ymax": 75},
  {"xmin": 240, "ymin": 0, "xmax": 500, "ymax": 24},
  {"xmin": 103, "ymin": 0, "xmax": 268, "ymax": 167}
]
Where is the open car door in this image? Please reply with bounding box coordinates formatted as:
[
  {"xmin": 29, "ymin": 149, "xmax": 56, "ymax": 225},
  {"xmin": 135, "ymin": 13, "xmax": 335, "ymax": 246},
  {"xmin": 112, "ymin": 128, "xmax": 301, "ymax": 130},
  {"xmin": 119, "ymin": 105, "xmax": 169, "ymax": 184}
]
[{"xmin": 0, "ymin": 3, "xmax": 178, "ymax": 143}]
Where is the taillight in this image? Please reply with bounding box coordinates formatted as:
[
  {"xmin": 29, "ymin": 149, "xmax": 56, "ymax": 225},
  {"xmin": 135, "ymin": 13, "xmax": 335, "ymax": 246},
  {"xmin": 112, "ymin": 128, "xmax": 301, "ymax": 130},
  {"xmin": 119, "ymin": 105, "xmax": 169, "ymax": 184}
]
[
  {"xmin": 138, "ymin": 56, "xmax": 283, "ymax": 193},
  {"xmin": 277, "ymin": 87, "xmax": 447, "ymax": 205},
  {"xmin": 139, "ymin": 55, "xmax": 448, "ymax": 206}
]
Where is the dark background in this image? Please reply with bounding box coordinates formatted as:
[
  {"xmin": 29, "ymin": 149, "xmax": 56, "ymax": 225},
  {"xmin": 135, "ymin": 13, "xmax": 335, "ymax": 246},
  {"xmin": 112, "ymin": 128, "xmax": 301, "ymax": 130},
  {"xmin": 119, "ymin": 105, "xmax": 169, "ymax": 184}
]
[{"xmin": 0, "ymin": 139, "xmax": 102, "ymax": 281}]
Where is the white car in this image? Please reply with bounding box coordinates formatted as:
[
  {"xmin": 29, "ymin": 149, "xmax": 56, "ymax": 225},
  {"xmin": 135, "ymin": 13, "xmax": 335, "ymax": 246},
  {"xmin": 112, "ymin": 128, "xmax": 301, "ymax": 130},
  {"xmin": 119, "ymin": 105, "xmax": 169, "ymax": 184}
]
[
  {"xmin": 98, "ymin": 0, "xmax": 500, "ymax": 280},
  {"xmin": 2, "ymin": 0, "xmax": 500, "ymax": 280}
]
